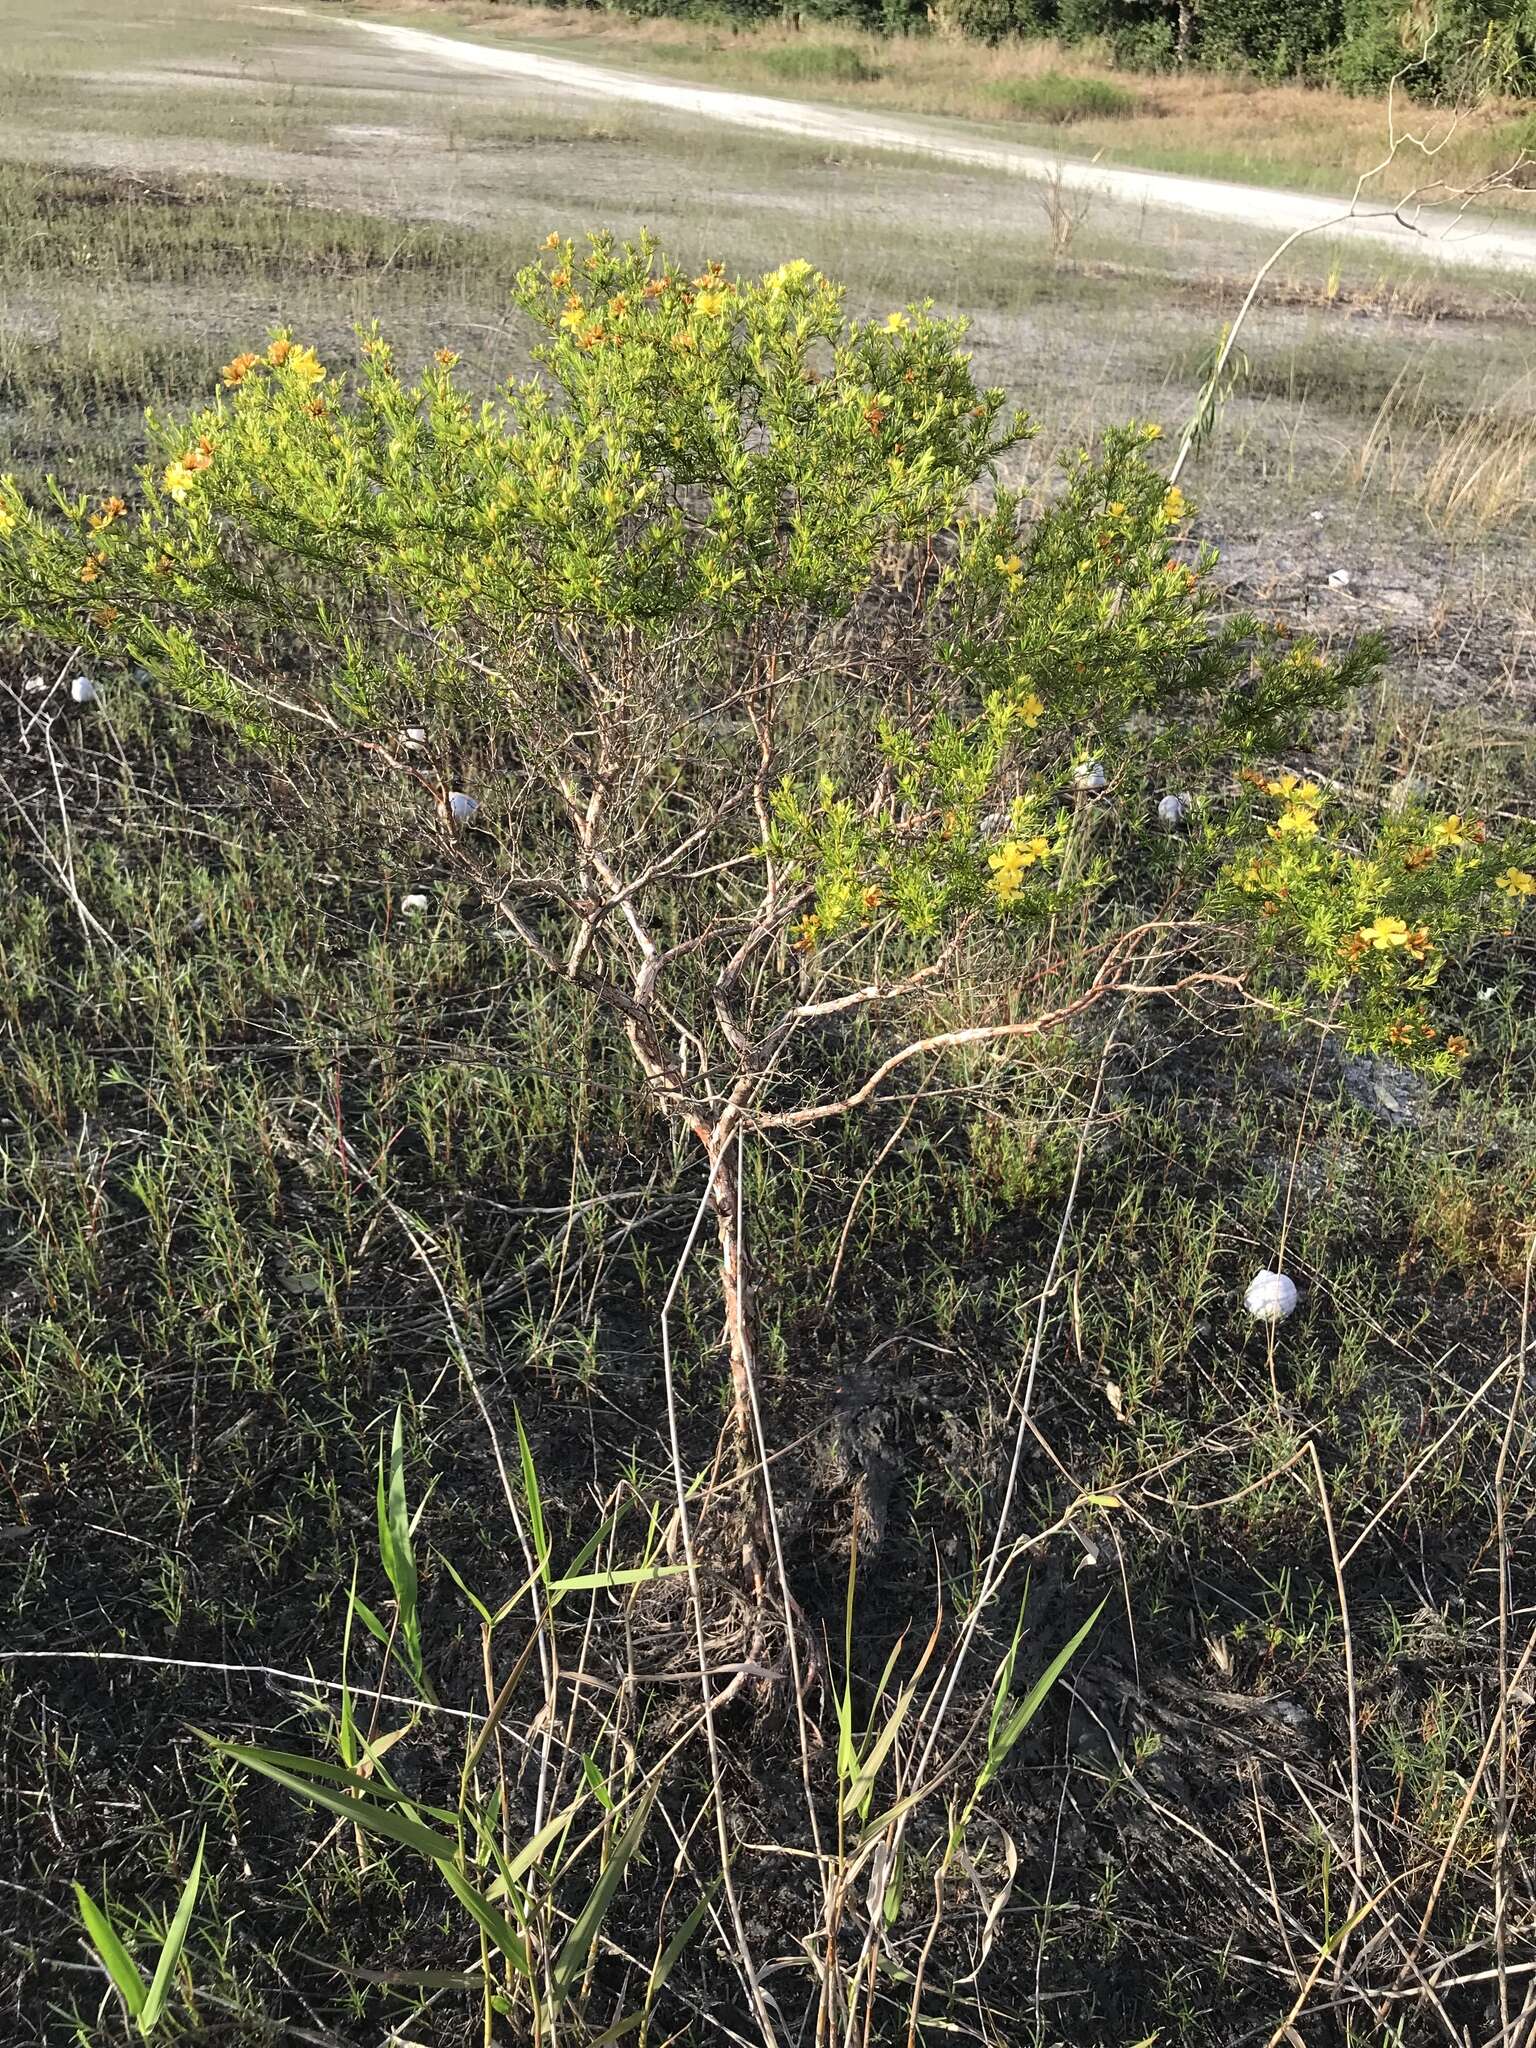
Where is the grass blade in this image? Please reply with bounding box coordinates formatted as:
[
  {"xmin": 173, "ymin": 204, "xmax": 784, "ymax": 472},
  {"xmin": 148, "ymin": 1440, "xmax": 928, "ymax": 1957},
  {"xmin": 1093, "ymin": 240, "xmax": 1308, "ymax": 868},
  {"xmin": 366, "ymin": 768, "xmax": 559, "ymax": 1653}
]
[
  {"xmin": 211, "ymin": 1740, "xmax": 461, "ymax": 1861},
  {"xmin": 549, "ymin": 1787, "xmax": 655, "ymax": 2011},
  {"xmin": 139, "ymin": 1827, "xmax": 204, "ymax": 2034},
  {"xmin": 74, "ymin": 1885, "xmax": 146, "ymax": 2020}
]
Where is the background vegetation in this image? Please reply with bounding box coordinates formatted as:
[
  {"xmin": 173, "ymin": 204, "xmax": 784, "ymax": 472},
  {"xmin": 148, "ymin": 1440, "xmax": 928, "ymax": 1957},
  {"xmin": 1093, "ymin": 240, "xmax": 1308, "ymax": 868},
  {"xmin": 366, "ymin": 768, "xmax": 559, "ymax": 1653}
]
[{"xmin": 444, "ymin": 0, "xmax": 1536, "ymax": 98}]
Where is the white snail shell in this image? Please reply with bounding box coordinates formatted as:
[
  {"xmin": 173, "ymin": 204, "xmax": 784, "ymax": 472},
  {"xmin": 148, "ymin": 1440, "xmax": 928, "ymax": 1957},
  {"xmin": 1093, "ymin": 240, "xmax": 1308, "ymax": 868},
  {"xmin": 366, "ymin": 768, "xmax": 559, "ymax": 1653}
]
[{"xmin": 1244, "ymin": 1269, "xmax": 1298, "ymax": 1323}]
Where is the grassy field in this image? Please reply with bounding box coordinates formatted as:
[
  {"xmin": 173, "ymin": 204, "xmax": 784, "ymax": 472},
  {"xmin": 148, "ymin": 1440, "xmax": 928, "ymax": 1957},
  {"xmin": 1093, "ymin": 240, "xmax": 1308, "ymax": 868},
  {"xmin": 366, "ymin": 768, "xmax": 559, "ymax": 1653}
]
[
  {"xmin": 385, "ymin": 0, "xmax": 1536, "ymax": 211},
  {"xmin": 3, "ymin": 4, "xmax": 1536, "ymax": 2045}
]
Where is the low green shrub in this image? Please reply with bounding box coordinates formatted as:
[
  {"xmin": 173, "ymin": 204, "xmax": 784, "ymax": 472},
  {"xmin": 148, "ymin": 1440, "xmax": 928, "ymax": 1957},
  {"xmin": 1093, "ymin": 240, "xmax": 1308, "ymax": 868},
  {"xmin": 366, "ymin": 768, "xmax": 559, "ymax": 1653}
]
[
  {"xmin": 989, "ymin": 68, "xmax": 1138, "ymax": 119},
  {"xmin": 755, "ymin": 39, "xmax": 882, "ymax": 83}
]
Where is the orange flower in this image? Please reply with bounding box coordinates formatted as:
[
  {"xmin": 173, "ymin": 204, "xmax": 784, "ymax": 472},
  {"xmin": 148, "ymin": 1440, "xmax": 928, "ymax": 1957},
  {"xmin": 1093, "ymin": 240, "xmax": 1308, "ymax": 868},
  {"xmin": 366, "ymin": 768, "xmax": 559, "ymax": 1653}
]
[
  {"xmin": 266, "ymin": 338, "xmax": 293, "ymax": 366},
  {"xmin": 222, "ymin": 351, "xmax": 260, "ymax": 387},
  {"xmin": 434, "ymin": 348, "xmax": 460, "ymax": 369},
  {"xmin": 1446, "ymin": 1035, "xmax": 1470, "ymax": 1059},
  {"xmin": 78, "ymin": 553, "xmax": 105, "ymax": 584},
  {"xmin": 88, "ymin": 496, "xmax": 127, "ymax": 532}
]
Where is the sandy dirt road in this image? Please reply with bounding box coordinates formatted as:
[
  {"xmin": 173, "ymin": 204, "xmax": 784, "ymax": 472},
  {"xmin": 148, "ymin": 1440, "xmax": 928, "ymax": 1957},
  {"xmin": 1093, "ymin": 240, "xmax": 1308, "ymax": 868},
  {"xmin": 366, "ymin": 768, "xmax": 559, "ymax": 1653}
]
[{"xmin": 337, "ymin": 13, "xmax": 1536, "ymax": 276}]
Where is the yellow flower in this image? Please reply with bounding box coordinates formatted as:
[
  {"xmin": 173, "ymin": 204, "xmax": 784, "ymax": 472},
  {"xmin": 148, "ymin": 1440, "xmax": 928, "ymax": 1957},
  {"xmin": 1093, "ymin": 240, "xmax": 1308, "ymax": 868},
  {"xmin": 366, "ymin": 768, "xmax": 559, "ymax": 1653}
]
[
  {"xmin": 884, "ymin": 310, "xmax": 909, "ymax": 332},
  {"xmin": 1017, "ymin": 690, "xmax": 1045, "ymax": 728},
  {"xmin": 560, "ymin": 297, "xmax": 587, "ymax": 332},
  {"xmin": 1264, "ymin": 772, "xmax": 1320, "ymax": 804},
  {"xmin": 988, "ymin": 835, "xmax": 1051, "ymax": 901},
  {"xmin": 1430, "ymin": 813, "xmax": 1464, "ymax": 847},
  {"xmin": 994, "ymin": 551, "xmax": 1022, "ymax": 579},
  {"xmin": 543, "ymin": 231, "xmax": 561, "ymax": 249},
  {"xmin": 695, "ymin": 290, "xmax": 729, "ymax": 317},
  {"xmin": 1268, "ymin": 804, "xmax": 1319, "ymax": 841},
  {"xmin": 1359, "ymin": 915, "xmax": 1412, "ymax": 952},
  {"xmin": 1495, "ymin": 866, "xmax": 1536, "ymax": 898},
  {"xmin": 763, "ymin": 258, "xmax": 814, "ymax": 292},
  {"xmin": 163, "ymin": 461, "xmax": 198, "ymax": 502},
  {"xmin": 1161, "ymin": 484, "xmax": 1188, "ymax": 522},
  {"xmin": 1108, "ymin": 500, "xmax": 1126, "ymax": 518},
  {"xmin": 285, "ymin": 344, "xmax": 325, "ymax": 385}
]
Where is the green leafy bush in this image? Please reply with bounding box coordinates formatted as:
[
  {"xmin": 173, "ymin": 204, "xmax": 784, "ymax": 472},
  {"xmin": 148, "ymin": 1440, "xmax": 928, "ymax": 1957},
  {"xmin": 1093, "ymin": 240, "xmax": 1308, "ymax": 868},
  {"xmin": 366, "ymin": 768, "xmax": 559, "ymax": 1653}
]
[
  {"xmin": 1197, "ymin": 0, "xmax": 1341, "ymax": 75},
  {"xmin": 0, "ymin": 230, "xmax": 1528, "ymax": 1101},
  {"xmin": 989, "ymin": 68, "xmax": 1138, "ymax": 119},
  {"xmin": 755, "ymin": 38, "xmax": 882, "ymax": 82}
]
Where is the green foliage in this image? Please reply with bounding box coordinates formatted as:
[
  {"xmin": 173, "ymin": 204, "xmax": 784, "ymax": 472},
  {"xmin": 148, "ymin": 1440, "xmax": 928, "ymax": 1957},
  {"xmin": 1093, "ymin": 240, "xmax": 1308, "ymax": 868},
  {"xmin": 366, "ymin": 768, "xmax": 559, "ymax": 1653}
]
[
  {"xmin": 0, "ymin": 231, "xmax": 1530, "ymax": 1088},
  {"xmin": 74, "ymin": 1831, "xmax": 206, "ymax": 2035},
  {"xmin": 1198, "ymin": 0, "xmax": 1342, "ymax": 75},
  {"xmin": 756, "ymin": 38, "xmax": 882, "ymax": 80},
  {"xmin": 988, "ymin": 68, "xmax": 1139, "ymax": 118},
  {"xmin": 1332, "ymin": 0, "xmax": 1536, "ymax": 95}
]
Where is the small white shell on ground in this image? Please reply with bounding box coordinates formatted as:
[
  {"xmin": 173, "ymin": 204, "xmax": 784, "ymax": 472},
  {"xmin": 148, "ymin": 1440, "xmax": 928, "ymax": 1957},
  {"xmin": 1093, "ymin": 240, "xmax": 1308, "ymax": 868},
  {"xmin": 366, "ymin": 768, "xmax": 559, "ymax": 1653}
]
[
  {"xmin": 1157, "ymin": 792, "xmax": 1192, "ymax": 827},
  {"xmin": 400, "ymin": 893, "xmax": 430, "ymax": 916},
  {"xmin": 1072, "ymin": 760, "xmax": 1106, "ymax": 792},
  {"xmin": 448, "ymin": 790, "xmax": 479, "ymax": 822},
  {"xmin": 978, "ymin": 809, "xmax": 1011, "ymax": 840},
  {"xmin": 1244, "ymin": 1269, "xmax": 1298, "ymax": 1323},
  {"xmin": 1327, "ymin": 568, "xmax": 1352, "ymax": 589},
  {"xmin": 70, "ymin": 676, "xmax": 97, "ymax": 704},
  {"xmin": 402, "ymin": 726, "xmax": 428, "ymax": 746}
]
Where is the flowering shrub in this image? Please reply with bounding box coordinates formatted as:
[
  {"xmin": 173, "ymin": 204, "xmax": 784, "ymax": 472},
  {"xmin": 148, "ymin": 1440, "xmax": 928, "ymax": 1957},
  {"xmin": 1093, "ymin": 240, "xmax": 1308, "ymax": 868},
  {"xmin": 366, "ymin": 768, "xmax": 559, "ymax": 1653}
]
[{"xmin": 0, "ymin": 228, "xmax": 1529, "ymax": 1102}]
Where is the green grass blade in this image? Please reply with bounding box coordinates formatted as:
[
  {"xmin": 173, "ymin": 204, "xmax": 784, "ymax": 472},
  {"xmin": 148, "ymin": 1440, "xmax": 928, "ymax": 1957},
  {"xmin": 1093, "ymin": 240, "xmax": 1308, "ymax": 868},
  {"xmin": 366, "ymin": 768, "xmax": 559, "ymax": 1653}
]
[
  {"xmin": 549, "ymin": 1787, "xmax": 655, "ymax": 2011},
  {"xmin": 547, "ymin": 1563, "xmax": 690, "ymax": 1594},
  {"xmin": 211, "ymin": 1741, "xmax": 460, "ymax": 1861},
  {"xmin": 437, "ymin": 1862, "xmax": 533, "ymax": 1981},
  {"xmin": 481, "ymin": 1789, "xmax": 587, "ymax": 1899},
  {"xmin": 515, "ymin": 1407, "xmax": 550, "ymax": 1584},
  {"xmin": 646, "ymin": 1881, "xmax": 716, "ymax": 2004},
  {"xmin": 74, "ymin": 1885, "xmax": 147, "ymax": 2020},
  {"xmin": 986, "ymin": 1600, "xmax": 1105, "ymax": 1782},
  {"xmin": 139, "ymin": 1827, "xmax": 204, "ymax": 2034}
]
